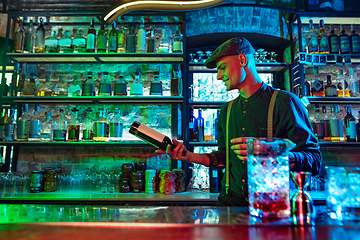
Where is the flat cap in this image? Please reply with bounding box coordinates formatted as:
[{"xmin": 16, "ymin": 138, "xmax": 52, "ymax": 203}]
[{"xmin": 205, "ymin": 37, "xmax": 256, "ymax": 69}]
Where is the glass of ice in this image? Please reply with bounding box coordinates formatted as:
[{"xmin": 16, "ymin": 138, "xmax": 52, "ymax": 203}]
[
  {"xmin": 326, "ymin": 166, "xmax": 360, "ymax": 220},
  {"xmin": 247, "ymin": 138, "xmax": 296, "ymax": 218}
]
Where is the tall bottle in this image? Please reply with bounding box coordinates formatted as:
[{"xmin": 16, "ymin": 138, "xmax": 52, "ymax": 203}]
[
  {"xmin": 170, "ymin": 64, "xmax": 182, "ymax": 96},
  {"xmin": 97, "ymin": 24, "xmax": 108, "ymax": 53},
  {"xmin": 349, "ymin": 68, "xmax": 360, "ymax": 97},
  {"xmin": 356, "ymin": 111, "xmax": 360, "ymax": 142},
  {"xmin": 130, "ymin": 71, "xmax": 143, "ymax": 96},
  {"xmin": 214, "ymin": 109, "xmax": 220, "ymax": 141},
  {"xmin": 136, "ymin": 17, "xmax": 146, "ymax": 53},
  {"xmin": 318, "ymin": 19, "xmax": 329, "ymax": 54},
  {"xmin": 45, "ymin": 30, "xmax": 59, "ymax": 53},
  {"xmin": 209, "ymin": 167, "xmax": 221, "ymax": 193},
  {"xmin": 189, "ymin": 108, "xmax": 197, "ymax": 142},
  {"xmin": 39, "ymin": 112, "xmax": 53, "ymax": 142},
  {"xmin": 172, "ymin": 27, "xmax": 183, "ymax": 53},
  {"xmin": 158, "ymin": 29, "xmax": 170, "ymax": 53},
  {"xmin": 204, "ymin": 120, "xmax": 214, "ymax": 142},
  {"xmin": 82, "ymin": 107, "xmax": 94, "ymax": 141},
  {"xmin": 10, "ymin": 63, "xmax": 19, "ymax": 97},
  {"xmin": 126, "ymin": 25, "xmax": 136, "ymax": 53},
  {"xmin": 73, "ymin": 30, "xmax": 86, "ymax": 53},
  {"xmin": 328, "ymin": 24, "xmax": 340, "ymax": 54},
  {"xmin": 17, "ymin": 104, "xmax": 30, "ymax": 141},
  {"xmin": 13, "ymin": 19, "xmax": 24, "ymax": 53},
  {"xmin": 34, "ymin": 17, "xmax": 45, "ymax": 53},
  {"xmin": 330, "ymin": 105, "xmax": 340, "ymax": 142},
  {"xmin": 340, "ymin": 24, "xmax": 351, "ymax": 54},
  {"xmin": 28, "ymin": 104, "xmax": 41, "ymax": 141},
  {"xmin": 4, "ymin": 108, "xmax": 16, "ymax": 141},
  {"xmin": 149, "ymin": 70, "xmax": 162, "ymax": 96},
  {"xmin": 67, "ymin": 108, "xmax": 80, "ymax": 142},
  {"xmin": 344, "ymin": 105, "xmax": 356, "ymax": 142},
  {"xmin": 314, "ymin": 104, "xmax": 324, "ymax": 140},
  {"xmin": 350, "ymin": 24, "xmax": 360, "ymax": 54},
  {"xmin": 53, "ymin": 109, "xmax": 67, "ymax": 142},
  {"xmin": 93, "ymin": 108, "xmax": 107, "ymax": 142},
  {"xmin": 147, "ymin": 26, "xmax": 156, "ymax": 53},
  {"xmin": 23, "ymin": 19, "xmax": 34, "ymax": 53},
  {"xmin": 0, "ymin": 109, "xmax": 8, "ymax": 141},
  {"xmin": 117, "ymin": 18, "xmax": 126, "ymax": 53},
  {"xmin": 322, "ymin": 106, "xmax": 331, "ymax": 141},
  {"xmin": 307, "ymin": 20, "xmax": 319, "ymax": 54},
  {"xmin": 114, "ymin": 74, "xmax": 127, "ymax": 96},
  {"xmin": 98, "ymin": 72, "xmax": 111, "ymax": 96},
  {"xmin": 336, "ymin": 69, "xmax": 350, "ymax": 97},
  {"xmin": 109, "ymin": 108, "xmax": 123, "ymax": 142},
  {"xmin": 311, "ymin": 67, "xmax": 324, "ymax": 97},
  {"xmin": 86, "ymin": 19, "xmax": 96, "ymax": 53},
  {"xmin": 196, "ymin": 108, "xmax": 204, "ymax": 142},
  {"xmin": 108, "ymin": 22, "xmax": 118, "ymax": 53},
  {"xmin": 22, "ymin": 73, "xmax": 36, "ymax": 96},
  {"xmin": 82, "ymin": 72, "xmax": 95, "ymax": 96}
]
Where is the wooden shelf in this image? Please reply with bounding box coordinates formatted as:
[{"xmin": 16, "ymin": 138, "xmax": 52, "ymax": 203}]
[
  {"xmin": 307, "ymin": 97, "xmax": 360, "ymax": 104},
  {"xmin": 189, "ymin": 62, "xmax": 289, "ymax": 73}
]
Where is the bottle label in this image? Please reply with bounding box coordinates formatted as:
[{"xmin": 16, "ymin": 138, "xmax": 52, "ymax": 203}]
[
  {"xmin": 212, "ymin": 169, "xmax": 218, "ymax": 178},
  {"xmin": 330, "ymin": 36, "xmax": 340, "ymax": 53},
  {"xmin": 137, "ymin": 30, "xmax": 146, "ymax": 51},
  {"xmin": 330, "ymin": 119, "xmax": 340, "ymax": 137},
  {"xmin": 319, "ymin": 37, "xmax": 329, "ymax": 52},
  {"xmin": 45, "ymin": 39, "xmax": 58, "ymax": 53},
  {"xmin": 73, "ymin": 38, "xmax": 86, "ymax": 53},
  {"xmin": 86, "ymin": 34, "xmax": 95, "ymax": 50},
  {"xmin": 110, "ymin": 123, "xmax": 123, "ymax": 137},
  {"xmin": 352, "ymin": 36, "xmax": 360, "ymax": 53},
  {"xmin": 137, "ymin": 124, "xmax": 165, "ymax": 143},
  {"xmin": 326, "ymin": 87, "xmax": 337, "ymax": 97},
  {"xmin": 189, "ymin": 122, "xmax": 194, "ymax": 128},
  {"xmin": 59, "ymin": 39, "xmax": 72, "ymax": 53},
  {"xmin": 28, "ymin": 120, "xmax": 39, "ymax": 138},
  {"xmin": 97, "ymin": 35, "xmax": 107, "ymax": 51},
  {"xmin": 118, "ymin": 33, "xmax": 125, "ymax": 45},
  {"xmin": 345, "ymin": 121, "xmax": 356, "ymax": 139},
  {"xmin": 312, "ymin": 80, "xmax": 323, "ymax": 92},
  {"xmin": 340, "ymin": 36, "xmax": 351, "ymax": 53},
  {"xmin": 173, "ymin": 41, "xmax": 183, "ymax": 52},
  {"xmin": 308, "ymin": 36, "xmax": 318, "ymax": 52},
  {"xmin": 109, "ymin": 36, "xmax": 117, "ymax": 51},
  {"xmin": 82, "ymin": 83, "xmax": 94, "ymax": 96},
  {"xmin": 53, "ymin": 130, "xmax": 66, "ymax": 140}
]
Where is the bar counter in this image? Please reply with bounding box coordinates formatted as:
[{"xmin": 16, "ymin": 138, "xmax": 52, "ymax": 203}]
[{"xmin": 1, "ymin": 204, "xmax": 359, "ymax": 240}]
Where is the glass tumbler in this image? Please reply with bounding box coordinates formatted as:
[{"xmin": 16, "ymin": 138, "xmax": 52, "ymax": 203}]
[{"xmin": 247, "ymin": 138, "xmax": 296, "ymax": 218}]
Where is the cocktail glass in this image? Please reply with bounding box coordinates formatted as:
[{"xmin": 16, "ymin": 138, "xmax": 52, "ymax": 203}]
[{"xmin": 247, "ymin": 138, "xmax": 296, "ymax": 218}]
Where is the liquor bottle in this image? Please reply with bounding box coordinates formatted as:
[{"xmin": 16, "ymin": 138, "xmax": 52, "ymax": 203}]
[
  {"xmin": 136, "ymin": 17, "xmax": 146, "ymax": 53},
  {"xmin": 10, "ymin": 63, "xmax": 19, "ymax": 97},
  {"xmin": 58, "ymin": 30, "xmax": 72, "ymax": 53},
  {"xmin": 158, "ymin": 29, "xmax": 170, "ymax": 53},
  {"xmin": 337, "ymin": 105, "xmax": 345, "ymax": 142},
  {"xmin": 45, "ymin": 30, "xmax": 59, "ymax": 53},
  {"xmin": 117, "ymin": 18, "xmax": 126, "ymax": 53},
  {"xmin": 215, "ymin": 109, "xmax": 220, "ymax": 141},
  {"xmin": 196, "ymin": 108, "xmax": 205, "ymax": 142},
  {"xmin": 330, "ymin": 105, "xmax": 340, "ymax": 142},
  {"xmin": 28, "ymin": 104, "xmax": 41, "ymax": 141},
  {"xmin": 114, "ymin": 74, "xmax": 128, "ymax": 96},
  {"xmin": 93, "ymin": 108, "xmax": 107, "ymax": 142},
  {"xmin": 311, "ymin": 67, "xmax": 324, "ymax": 97},
  {"xmin": 350, "ymin": 24, "xmax": 360, "ymax": 54},
  {"xmin": 108, "ymin": 22, "xmax": 118, "ymax": 53},
  {"xmin": 37, "ymin": 75, "xmax": 53, "ymax": 96},
  {"xmin": 53, "ymin": 75, "xmax": 68, "ymax": 96},
  {"xmin": 97, "ymin": 24, "xmax": 108, "ymax": 53},
  {"xmin": 204, "ymin": 120, "xmax": 214, "ymax": 142},
  {"xmin": 34, "ymin": 17, "xmax": 45, "ymax": 53},
  {"xmin": 13, "ymin": 19, "xmax": 24, "ymax": 53},
  {"xmin": 189, "ymin": 108, "xmax": 197, "ymax": 142},
  {"xmin": 147, "ymin": 26, "xmax": 156, "ymax": 53},
  {"xmin": 172, "ymin": 26, "xmax": 183, "ymax": 53},
  {"xmin": 356, "ymin": 111, "xmax": 360, "ymax": 142},
  {"xmin": 307, "ymin": 20, "xmax": 319, "ymax": 54},
  {"xmin": 4, "ymin": 108, "xmax": 16, "ymax": 141},
  {"xmin": 17, "ymin": 63, "xmax": 26, "ymax": 97},
  {"xmin": 109, "ymin": 108, "xmax": 123, "ymax": 142},
  {"xmin": 170, "ymin": 64, "xmax": 183, "ymax": 96},
  {"xmin": 53, "ymin": 109, "xmax": 67, "ymax": 142},
  {"xmin": 67, "ymin": 108, "xmax": 80, "ymax": 142},
  {"xmin": 22, "ymin": 73, "xmax": 36, "ymax": 96},
  {"xmin": 23, "ymin": 19, "xmax": 34, "ymax": 53},
  {"xmin": 337, "ymin": 69, "xmax": 350, "ymax": 97},
  {"xmin": 98, "ymin": 72, "xmax": 111, "ymax": 96},
  {"xmin": 349, "ymin": 68, "xmax": 360, "ymax": 97},
  {"xmin": 318, "ymin": 19, "xmax": 329, "ymax": 54},
  {"xmin": 0, "ymin": 109, "xmax": 8, "ymax": 141},
  {"xmin": 313, "ymin": 104, "xmax": 324, "ymax": 140},
  {"xmin": 39, "ymin": 112, "xmax": 53, "ymax": 142},
  {"xmin": 149, "ymin": 70, "xmax": 162, "ymax": 96},
  {"xmin": 209, "ymin": 168, "xmax": 221, "ymax": 193},
  {"xmin": 324, "ymin": 75, "xmax": 337, "ymax": 97},
  {"xmin": 45, "ymin": 16, "xmax": 52, "ymax": 38},
  {"xmin": 86, "ymin": 19, "xmax": 96, "ymax": 53},
  {"xmin": 340, "ymin": 24, "xmax": 351, "ymax": 54},
  {"xmin": 68, "ymin": 75, "xmax": 82, "ymax": 97},
  {"xmin": 126, "ymin": 25, "xmax": 136, "ymax": 53},
  {"xmin": 82, "ymin": 107, "xmax": 94, "ymax": 141},
  {"xmin": 17, "ymin": 104, "xmax": 30, "ymax": 141},
  {"xmin": 82, "ymin": 72, "xmax": 95, "ymax": 96},
  {"xmin": 130, "ymin": 71, "xmax": 143, "ymax": 96},
  {"xmin": 328, "ymin": 24, "xmax": 340, "ymax": 54},
  {"xmin": 322, "ymin": 106, "xmax": 331, "ymax": 141},
  {"xmin": 344, "ymin": 105, "xmax": 356, "ymax": 142},
  {"xmin": 72, "ymin": 30, "xmax": 86, "ymax": 53}
]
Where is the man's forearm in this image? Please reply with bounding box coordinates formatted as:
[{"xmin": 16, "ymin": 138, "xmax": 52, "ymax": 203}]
[{"xmin": 187, "ymin": 152, "xmax": 210, "ymax": 167}]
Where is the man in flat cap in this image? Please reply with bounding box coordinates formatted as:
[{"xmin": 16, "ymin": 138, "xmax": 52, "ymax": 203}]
[{"xmin": 157, "ymin": 37, "xmax": 322, "ymax": 206}]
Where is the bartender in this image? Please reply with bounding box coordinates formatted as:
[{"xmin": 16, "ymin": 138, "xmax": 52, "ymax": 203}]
[{"xmin": 157, "ymin": 37, "xmax": 322, "ymax": 206}]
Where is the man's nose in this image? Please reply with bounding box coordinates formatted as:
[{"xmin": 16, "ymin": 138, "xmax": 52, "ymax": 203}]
[{"xmin": 217, "ymin": 72, "xmax": 223, "ymax": 80}]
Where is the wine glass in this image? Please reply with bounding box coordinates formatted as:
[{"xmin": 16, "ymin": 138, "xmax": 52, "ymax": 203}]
[
  {"xmin": 189, "ymin": 53, "xmax": 196, "ymax": 63},
  {"xmin": 196, "ymin": 51, "xmax": 204, "ymax": 63}
]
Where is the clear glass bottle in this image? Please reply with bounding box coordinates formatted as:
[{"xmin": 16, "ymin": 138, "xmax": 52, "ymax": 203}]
[
  {"xmin": 336, "ymin": 69, "xmax": 350, "ymax": 97},
  {"xmin": 17, "ymin": 104, "xmax": 30, "ymax": 141},
  {"xmin": 39, "ymin": 111, "xmax": 53, "ymax": 142},
  {"xmin": 10, "ymin": 63, "xmax": 19, "ymax": 97},
  {"xmin": 28, "ymin": 104, "xmax": 41, "ymax": 141},
  {"xmin": 13, "ymin": 19, "xmax": 24, "ymax": 53},
  {"xmin": 349, "ymin": 68, "xmax": 360, "ymax": 97},
  {"xmin": 53, "ymin": 109, "xmax": 67, "ymax": 142},
  {"xmin": 35, "ymin": 17, "xmax": 45, "ymax": 53},
  {"xmin": 109, "ymin": 108, "xmax": 123, "ymax": 142},
  {"xmin": 98, "ymin": 72, "xmax": 111, "ymax": 96},
  {"xmin": 318, "ymin": 19, "xmax": 329, "ymax": 54},
  {"xmin": 17, "ymin": 63, "xmax": 26, "ymax": 97},
  {"xmin": 117, "ymin": 18, "xmax": 126, "ymax": 53},
  {"xmin": 37, "ymin": 75, "xmax": 54, "ymax": 96},
  {"xmin": 130, "ymin": 71, "xmax": 143, "ymax": 96},
  {"xmin": 45, "ymin": 30, "xmax": 59, "ymax": 53},
  {"xmin": 150, "ymin": 70, "xmax": 162, "ymax": 96},
  {"xmin": 204, "ymin": 120, "xmax": 214, "ymax": 142},
  {"xmin": 344, "ymin": 105, "xmax": 356, "ymax": 142},
  {"xmin": 4, "ymin": 108, "xmax": 16, "ymax": 141},
  {"xmin": 22, "ymin": 73, "xmax": 36, "ymax": 97},
  {"xmin": 328, "ymin": 24, "xmax": 340, "ymax": 54},
  {"xmin": 311, "ymin": 67, "xmax": 324, "ymax": 97},
  {"xmin": 196, "ymin": 108, "xmax": 204, "ymax": 142},
  {"xmin": 72, "ymin": 29, "xmax": 86, "ymax": 53},
  {"xmin": 340, "ymin": 24, "xmax": 351, "ymax": 54},
  {"xmin": 350, "ymin": 24, "xmax": 360, "ymax": 54},
  {"xmin": 82, "ymin": 107, "xmax": 94, "ymax": 141},
  {"xmin": 307, "ymin": 19, "xmax": 319, "ymax": 54},
  {"xmin": 172, "ymin": 27, "xmax": 183, "ymax": 53},
  {"xmin": 126, "ymin": 25, "xmax": 136, "ymax": 53},
  {"xmin": 93, "ymin": 108, "xmax": 107, "ymax": 142},
  {"xmin": 23, "ymin": 18, "xmax": 34, "ymax": 53},
  {"xmin": 97, "ymin": 24, "xmax": 108, "ymax": 53},
  {"xmin": 53, "ymin": 75, "xmax": 68, "ymax": 96},
  {"xmin": 108, "ymin": 22, "xmax": 118, "ymax": 53},
  {"xmin": 147, "ymin": 26, "xmax": 156, "ymax": 53},
  {"xmin": 67, "ymin": 108, "xmax": 80, "ymax": 142},
  {"xmin": 137, "ymin": 17, "xmax": 146, "ymax": 53},
  {"xmin": 114, "ymin": 74, "xmax": 127, "ymax": 96},
  {"xmin": 158, "ymin": 29, "xmax": 170, "ymax": 53},
  {"xmin": 86, "ymin": 18, "xmax": 96, "ymax": 53},
  {"xmin": 82, "ymin": 72, "xmax": 95, "ymax": 96},
  {"xmin": 58, "ymin": 30, "xmax": 72, "ymax": 53}
]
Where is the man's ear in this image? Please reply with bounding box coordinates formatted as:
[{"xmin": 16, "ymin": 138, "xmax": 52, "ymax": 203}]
[{"xmin": 238, "ymin": 53, "xmax": 247, "ymax": 67}]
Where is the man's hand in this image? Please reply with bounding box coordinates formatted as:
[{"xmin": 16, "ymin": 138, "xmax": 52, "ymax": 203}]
[
  {"xmin": 155, "ymin": 139, "xmax": 190, "ymax": 162},
  {"xmin": 230, "ymin": 137, "xmax": 254, "ymax": 161}
]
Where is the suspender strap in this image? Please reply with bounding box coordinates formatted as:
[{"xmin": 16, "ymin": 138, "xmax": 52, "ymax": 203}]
[
  {"xmin": 225, "ymin": 99, "xmax": 234, "ymax": 195},
  {"xmin": 268, "ymin": 90, "xmax": 279, "ymax": 138}
]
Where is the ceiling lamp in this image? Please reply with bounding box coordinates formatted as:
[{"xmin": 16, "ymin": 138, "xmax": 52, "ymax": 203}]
[{"xmin": 103, "ymin": 0, "xmax": 227, "ymax": 25}]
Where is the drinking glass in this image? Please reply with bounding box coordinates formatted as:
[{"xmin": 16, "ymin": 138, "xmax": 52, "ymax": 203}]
[{"xmin": 247, "ymin": 138, "xmax": 296, "ymax": 218}]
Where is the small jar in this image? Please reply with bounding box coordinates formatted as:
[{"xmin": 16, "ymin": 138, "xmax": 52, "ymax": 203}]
[{"xmin": 120, "ymin": 179, "xmax": 131, "ymax": 193}]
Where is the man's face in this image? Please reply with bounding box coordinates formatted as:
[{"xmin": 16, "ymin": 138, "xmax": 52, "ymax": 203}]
[{"xmin": 216, "ymin": 54, "xmax": 246, "ymax": 91}]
